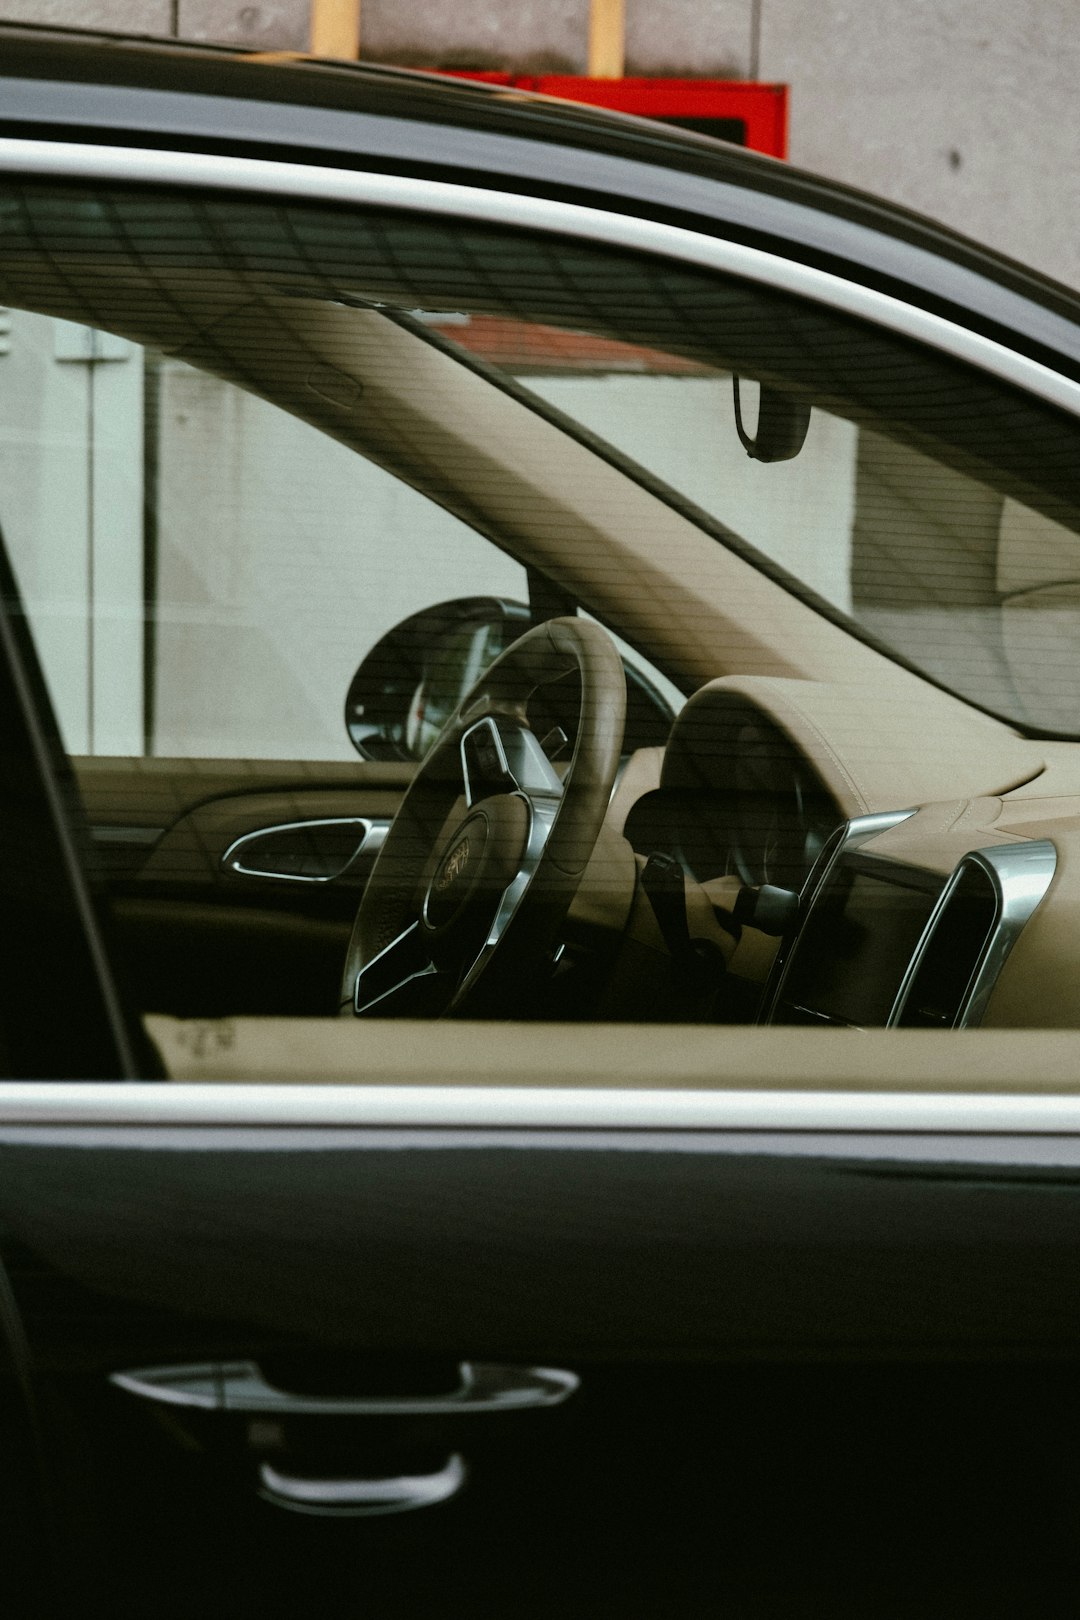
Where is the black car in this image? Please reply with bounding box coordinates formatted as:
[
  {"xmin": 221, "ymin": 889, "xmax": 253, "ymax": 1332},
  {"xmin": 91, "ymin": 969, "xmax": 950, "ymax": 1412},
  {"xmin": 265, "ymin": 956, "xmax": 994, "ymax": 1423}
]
[{"xmin": 3, "ymin": 20, "xmax": 1080, "ymax": 1616}]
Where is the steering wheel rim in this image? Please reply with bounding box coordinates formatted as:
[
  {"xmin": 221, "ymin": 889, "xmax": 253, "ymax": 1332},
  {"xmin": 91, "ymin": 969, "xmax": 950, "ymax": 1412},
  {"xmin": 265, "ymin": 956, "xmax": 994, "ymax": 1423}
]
[{"xmin": 340, "ymin": 617, "xmax": 626, "ymax": 1018}]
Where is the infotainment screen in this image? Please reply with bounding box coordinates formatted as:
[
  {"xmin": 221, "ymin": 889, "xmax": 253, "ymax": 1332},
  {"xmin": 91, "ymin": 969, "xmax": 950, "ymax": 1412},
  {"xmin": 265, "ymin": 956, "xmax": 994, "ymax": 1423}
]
[{"xmin": 775, "ymin": 858, "xmax": 941, "ymax": 1027}]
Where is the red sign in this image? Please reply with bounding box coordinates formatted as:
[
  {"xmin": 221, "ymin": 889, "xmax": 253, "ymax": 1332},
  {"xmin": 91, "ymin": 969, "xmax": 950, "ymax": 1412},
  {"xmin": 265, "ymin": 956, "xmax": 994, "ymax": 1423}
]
[{"xmin": 436, "ymin": 73, "xmax": 788, "ymax": 159}]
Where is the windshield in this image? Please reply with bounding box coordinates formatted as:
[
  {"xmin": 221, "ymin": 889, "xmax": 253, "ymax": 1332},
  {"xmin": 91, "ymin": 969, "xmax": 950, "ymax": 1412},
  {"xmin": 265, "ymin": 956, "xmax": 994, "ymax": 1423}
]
[{"xmin": 421, "ymin": 311, "xmax": 1080, "ymax": 738}]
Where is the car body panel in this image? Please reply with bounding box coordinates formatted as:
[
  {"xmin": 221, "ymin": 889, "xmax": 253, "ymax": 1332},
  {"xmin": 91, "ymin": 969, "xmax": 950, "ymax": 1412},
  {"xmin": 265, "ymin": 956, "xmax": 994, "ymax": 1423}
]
[{"xmin": 4, "ymin": 1114, "xmax": 1080, "ymax": 1363}]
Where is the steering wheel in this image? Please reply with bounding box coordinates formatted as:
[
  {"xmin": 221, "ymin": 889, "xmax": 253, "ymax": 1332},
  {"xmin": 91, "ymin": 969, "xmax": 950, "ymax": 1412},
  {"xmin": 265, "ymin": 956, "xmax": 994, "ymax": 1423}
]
[{"xmin": 340, "ymin": 618, "xmax": 626, "ymax": 1018}]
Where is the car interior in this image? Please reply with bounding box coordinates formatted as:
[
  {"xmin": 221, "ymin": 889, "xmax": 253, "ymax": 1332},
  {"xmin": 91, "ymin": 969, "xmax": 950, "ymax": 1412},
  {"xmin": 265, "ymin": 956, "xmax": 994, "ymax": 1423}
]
[{"xmin": 3, "ymin": 177, "xmax": 1080, "ymax": 1083}]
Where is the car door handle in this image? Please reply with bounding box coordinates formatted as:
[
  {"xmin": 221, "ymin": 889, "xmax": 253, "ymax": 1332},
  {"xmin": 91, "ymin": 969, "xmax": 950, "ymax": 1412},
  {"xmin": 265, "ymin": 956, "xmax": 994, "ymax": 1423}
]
[
  {"xmin": 221, "ymin": 817, "xmax": 390, "ymax": 882},
  {"xmin": 110, "ymin": 1359, "xmax": 578, "ymax": 1415},
  {"xmin": 257, "ymin": 1453, "xmax": 468, "ymax": 1518}
]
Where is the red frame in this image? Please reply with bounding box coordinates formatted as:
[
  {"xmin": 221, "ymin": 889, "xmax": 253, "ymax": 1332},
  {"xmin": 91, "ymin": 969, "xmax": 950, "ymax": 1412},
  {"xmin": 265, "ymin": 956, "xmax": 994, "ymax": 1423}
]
[{"xmin": 435, "ymin": 73, "xmax": 788, "ymax": 159}]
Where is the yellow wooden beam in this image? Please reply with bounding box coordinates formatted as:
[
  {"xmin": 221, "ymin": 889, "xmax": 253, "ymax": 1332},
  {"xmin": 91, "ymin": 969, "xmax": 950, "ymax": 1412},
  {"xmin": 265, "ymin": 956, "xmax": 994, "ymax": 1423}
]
[
  {"xmin": 310, "ymin": 0, "xmax": 360, "ymax": 60},
  {"xmin": 588, "ymin": 0, "xmax": 626, "ymax": 78}
]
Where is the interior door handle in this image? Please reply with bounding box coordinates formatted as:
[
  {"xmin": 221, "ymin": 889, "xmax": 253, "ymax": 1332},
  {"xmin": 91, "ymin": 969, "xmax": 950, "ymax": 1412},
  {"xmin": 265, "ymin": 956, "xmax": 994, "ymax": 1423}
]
[
  {"xmin": 257, "ymin": 1453, "xmax": 467, "ymax": 1518},
  {"xmin": 221, "ymin": 817, "xmax": 390, "ymax": 882},
  {"xmin": 110, "ymin": 1359, "xmax": 578, "ymax": 1415}
]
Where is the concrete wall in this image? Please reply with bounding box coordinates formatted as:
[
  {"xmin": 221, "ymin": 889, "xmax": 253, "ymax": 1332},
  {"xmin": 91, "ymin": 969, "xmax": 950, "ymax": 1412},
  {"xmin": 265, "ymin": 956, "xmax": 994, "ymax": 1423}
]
[{"xmin": 762, "ymin": 1, "xmax": 1080, "ymax": 294}]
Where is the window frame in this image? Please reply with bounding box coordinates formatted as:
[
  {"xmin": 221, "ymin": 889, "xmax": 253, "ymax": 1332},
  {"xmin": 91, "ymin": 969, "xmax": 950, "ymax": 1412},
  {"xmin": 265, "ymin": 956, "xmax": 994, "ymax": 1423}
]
[{"xmin": 0, "ymin": 136, "xmax": 1078, "ymax": 1125}]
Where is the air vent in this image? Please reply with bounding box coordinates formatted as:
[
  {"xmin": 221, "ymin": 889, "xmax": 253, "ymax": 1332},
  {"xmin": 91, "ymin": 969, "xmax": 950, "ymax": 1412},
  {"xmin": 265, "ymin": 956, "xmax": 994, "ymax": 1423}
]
[
  {"xmin": 892, "ymin": 840, "xmax": 1056, "ymax": 1029},
  {"xmin": 893, "ymin": 863, "xmax": 997, "ymax": 1028}
]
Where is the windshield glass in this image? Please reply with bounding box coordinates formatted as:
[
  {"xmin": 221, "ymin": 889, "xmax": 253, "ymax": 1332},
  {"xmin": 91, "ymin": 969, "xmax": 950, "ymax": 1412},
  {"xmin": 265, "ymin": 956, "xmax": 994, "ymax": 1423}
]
[{"xmin": 425, "ymin": 311, "xmax": 1080, "ymax": 737}]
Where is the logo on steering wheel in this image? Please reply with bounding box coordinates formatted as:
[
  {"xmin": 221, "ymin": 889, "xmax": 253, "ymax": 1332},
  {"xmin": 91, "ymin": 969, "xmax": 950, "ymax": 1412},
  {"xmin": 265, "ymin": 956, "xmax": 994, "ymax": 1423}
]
[{"xmin": 436, "ymin": 837, "xmax": 471, "ymax": 891}]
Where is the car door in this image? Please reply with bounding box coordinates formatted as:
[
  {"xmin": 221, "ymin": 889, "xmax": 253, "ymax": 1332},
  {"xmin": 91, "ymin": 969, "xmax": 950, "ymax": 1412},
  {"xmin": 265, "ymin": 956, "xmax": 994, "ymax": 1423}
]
[{"xmin": 5, "ymin": 123, "xmax": 1080, "ymax": 1620}]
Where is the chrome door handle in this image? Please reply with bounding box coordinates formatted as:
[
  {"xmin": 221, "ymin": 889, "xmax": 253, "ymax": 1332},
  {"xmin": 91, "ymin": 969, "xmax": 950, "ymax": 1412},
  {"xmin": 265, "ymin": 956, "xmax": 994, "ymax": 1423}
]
[
  {"xmin": 257, "ymin": 1454, "xmax": 467, "ymax": 1518},
  {"xmin": 110, "ymin": 1359, "xmax": 578, "ymax": 1415},
  {"xmin": 221, "ymin": 817, "xmax": 390, "ymax": 882}
]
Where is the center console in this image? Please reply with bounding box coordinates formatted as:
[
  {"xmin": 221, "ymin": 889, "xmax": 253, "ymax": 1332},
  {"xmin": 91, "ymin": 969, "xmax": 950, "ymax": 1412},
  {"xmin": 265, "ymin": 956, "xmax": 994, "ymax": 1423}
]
[{"xmin": 761, "ymin": 811, "xmax": 1057, "ymax": 1030}]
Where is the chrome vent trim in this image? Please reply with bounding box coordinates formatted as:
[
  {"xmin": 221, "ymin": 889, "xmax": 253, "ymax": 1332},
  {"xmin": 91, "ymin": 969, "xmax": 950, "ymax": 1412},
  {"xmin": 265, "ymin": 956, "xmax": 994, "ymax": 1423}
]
[{"xmin": 891, "ymin": 839, "xmax": 1056, "ymax": 1029}]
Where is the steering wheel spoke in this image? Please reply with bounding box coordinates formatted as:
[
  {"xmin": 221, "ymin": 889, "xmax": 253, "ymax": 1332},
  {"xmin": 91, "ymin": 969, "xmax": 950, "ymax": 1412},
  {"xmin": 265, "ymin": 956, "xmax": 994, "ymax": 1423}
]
[
  {"xmin": 353, "ymin": 922, "xmax": 449, "ymax": 1017},
  {"xmin": 450, "ymin": 794, "xmax": 561, "ymax": 1008},
  {"xmin": 460, "ymin": 715, "xmax": 563, "ymax": 808}
]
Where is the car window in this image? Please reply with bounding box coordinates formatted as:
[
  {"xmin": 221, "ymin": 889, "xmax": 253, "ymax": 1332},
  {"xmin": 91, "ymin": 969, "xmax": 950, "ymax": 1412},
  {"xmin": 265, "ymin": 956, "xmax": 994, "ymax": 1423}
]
[
  {"xmin": 0, "ymin": 177, "xmax": 1078, "ymax": 1059},
  {"xmin": 0, "ymin": 314, "xmax": 526, "ymax": 762},
  {"xmin": 6, "ymin": 183, "xmax": 1079, "ymax": 740}
]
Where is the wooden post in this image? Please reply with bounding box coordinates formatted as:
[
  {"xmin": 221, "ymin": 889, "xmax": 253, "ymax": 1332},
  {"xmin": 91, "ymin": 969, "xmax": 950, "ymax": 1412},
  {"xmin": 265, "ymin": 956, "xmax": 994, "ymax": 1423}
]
[
  {"xmin": 310, "ymin": 0, "xmax": 360, "ymax": 60},
  {"xmin": 588, "ymin": 0, "xmax": 626, "ymax": 78}
]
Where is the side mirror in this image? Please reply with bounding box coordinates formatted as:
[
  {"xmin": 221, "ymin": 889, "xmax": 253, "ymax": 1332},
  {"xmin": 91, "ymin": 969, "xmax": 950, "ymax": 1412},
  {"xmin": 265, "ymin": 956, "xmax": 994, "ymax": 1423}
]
[
  {"xmin": 345, "ymin": 597, "xmax": 531, "ymax": 761},
  {"xmin": 732, "ymin": 377, "xmax": 811, "ymax": 463},
  {"xmin": 345, "ymin": 598, "xmax": 678, "ymax": 762}
]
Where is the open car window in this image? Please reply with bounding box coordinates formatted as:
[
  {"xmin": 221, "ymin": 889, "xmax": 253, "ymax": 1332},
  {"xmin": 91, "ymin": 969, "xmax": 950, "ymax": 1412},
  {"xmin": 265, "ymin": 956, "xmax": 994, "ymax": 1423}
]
[{"xmin": 0, "ymin": 178, "xmax": 1078, "ymax": 1060}]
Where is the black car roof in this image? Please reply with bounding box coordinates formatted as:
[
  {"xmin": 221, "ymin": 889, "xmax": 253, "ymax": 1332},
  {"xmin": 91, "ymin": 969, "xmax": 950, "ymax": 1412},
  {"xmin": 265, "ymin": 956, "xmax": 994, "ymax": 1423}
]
[{"xmin": 2, "ymin": 20, "xmax": 1078, "ymax": 379}]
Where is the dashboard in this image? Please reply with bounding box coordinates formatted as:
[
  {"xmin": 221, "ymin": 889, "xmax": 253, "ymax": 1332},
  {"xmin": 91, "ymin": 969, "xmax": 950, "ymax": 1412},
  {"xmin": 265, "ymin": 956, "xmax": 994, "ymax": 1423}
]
[
  {"xmin": 620, "ymin": 677, "xmax": 1069, "ymax": 1033},
  {"xmin": 100, "ymin": 666, "xmax": 1074, "ymax": 1036}
]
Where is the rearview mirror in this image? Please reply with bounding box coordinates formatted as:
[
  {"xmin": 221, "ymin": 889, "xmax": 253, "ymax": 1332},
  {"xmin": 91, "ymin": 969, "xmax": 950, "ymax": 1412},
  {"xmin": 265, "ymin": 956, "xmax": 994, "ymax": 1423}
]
[{"xmin": 732, "ymin": 377, "xmax": 812, "ymax": 462}]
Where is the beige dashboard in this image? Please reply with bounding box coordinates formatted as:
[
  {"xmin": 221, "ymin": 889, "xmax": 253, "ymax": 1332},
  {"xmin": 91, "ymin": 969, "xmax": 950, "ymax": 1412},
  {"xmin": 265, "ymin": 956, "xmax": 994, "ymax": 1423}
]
[
  {"xmin": 124, "ymin": 666, "xmax": 1080, "ymax": 1077},
  {"xmin": 662, "ymin": 675, "xmax": 1080, "ymax": 1034}
]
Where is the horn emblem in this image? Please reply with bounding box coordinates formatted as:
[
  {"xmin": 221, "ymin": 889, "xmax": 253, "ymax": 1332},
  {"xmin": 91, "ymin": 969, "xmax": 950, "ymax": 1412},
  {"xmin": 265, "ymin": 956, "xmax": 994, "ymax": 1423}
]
[{"xmin": 436, "ymin": 837, "xmax": 471, "ymax": 891}]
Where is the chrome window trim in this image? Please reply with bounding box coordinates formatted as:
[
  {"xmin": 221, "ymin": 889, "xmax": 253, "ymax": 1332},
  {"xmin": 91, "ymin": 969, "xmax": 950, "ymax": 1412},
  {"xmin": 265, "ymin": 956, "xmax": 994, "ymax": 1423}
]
[
  {"xmin": 0, "ymin": 1082, "xmax": 1079, "ymax": 1134},
  {"xmin": 0, "ymin": 139, "xmax": 1078, "ymax": 419},
  {"xmin": 958, "ymin": 842, "xmax": 1059, "ymax": 1026}
]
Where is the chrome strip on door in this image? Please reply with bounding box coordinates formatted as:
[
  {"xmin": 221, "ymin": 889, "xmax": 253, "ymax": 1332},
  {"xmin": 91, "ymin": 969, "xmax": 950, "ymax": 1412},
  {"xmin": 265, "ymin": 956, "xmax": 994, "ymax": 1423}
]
[{"xmin": 2, "ymin": 1082, "xmax": 1080, "ymax": 1133}]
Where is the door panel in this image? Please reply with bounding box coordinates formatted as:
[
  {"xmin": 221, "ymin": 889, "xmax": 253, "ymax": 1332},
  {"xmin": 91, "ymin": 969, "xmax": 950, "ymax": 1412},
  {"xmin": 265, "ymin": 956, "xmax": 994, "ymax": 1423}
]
[
  {"xmin": 75, "ymin": 756, "xmax": 413, "ymax": 854},
  {"xmin": 6, "ymin": 1117, "xmax": 1080, "ymax": 1360},
  {"xmin": 134, "ymin": 778, "xmax": 408, "ymax": 889},
  {"xmin": 74, "ymin": 757, "xmax": 413, "ymax": 1015},
  {"xmin": 3, "ymin": 1118, "xmax": 1080, "ymax": 1616}
]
